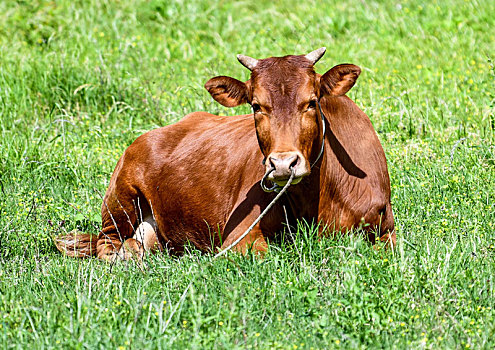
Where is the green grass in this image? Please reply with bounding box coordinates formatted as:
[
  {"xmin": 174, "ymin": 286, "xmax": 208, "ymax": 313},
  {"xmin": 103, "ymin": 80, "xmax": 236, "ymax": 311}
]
[{"xmin": 1, "ymin": 0, "xmax": 495, "ymax": 348}]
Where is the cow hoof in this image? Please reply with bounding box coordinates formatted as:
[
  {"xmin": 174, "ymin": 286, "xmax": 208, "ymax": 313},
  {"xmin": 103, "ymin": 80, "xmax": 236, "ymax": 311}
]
[
  {"xmin": 372, "ymin": 232, "xmax": 396, "ymax": 251},
  {"xmin": 133, "ymin": 217, "xmax": 162, "ymax": 252},
  {"xmin": 380, "ymin": 231, "xmax": 396, "ymax": 249}
]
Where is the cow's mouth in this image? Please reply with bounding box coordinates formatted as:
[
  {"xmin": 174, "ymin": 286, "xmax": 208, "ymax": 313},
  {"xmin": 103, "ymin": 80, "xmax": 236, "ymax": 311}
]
[
  {"xmin": 272, "ymin": 175, "xmax": 303, "ymax": 186},
  {"xmin": 260, "ymin": 167, "xmax": 304, "ymax": 192}
]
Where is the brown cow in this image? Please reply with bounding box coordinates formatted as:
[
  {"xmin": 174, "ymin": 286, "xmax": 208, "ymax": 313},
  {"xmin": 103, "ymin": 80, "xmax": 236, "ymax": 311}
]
[{"xmin": 55, "ymin": 48, "xmax": 395, "ymax": 261}]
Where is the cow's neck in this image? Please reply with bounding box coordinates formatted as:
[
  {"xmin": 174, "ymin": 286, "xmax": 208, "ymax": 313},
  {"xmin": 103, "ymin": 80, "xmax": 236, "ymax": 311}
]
[
  {"xmin": 283, "ymin": 139, "xmax": 325, "ymax": 221},
  {"xmin": 278, "ymin": 102, "xmax": 329, "ymax": 223}
]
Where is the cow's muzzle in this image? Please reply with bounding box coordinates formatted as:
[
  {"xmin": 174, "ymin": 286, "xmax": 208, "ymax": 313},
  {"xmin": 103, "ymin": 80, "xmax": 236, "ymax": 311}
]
[{"xmin": 263, "ymin": 151, "xmax": 309, "ymax": 187}]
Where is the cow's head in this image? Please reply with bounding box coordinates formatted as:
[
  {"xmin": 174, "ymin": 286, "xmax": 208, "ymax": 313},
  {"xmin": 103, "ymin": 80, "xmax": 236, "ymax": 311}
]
[{"xmin": 205, "ymin": 48, "xmax": 361, "ymax": 187}]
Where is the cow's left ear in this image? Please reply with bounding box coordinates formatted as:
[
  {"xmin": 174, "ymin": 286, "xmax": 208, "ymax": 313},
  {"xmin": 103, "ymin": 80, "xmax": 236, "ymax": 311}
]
[
  {"xmin": 319, "ymin": 64, "xmax": 361, "ymax": 97},
  {"xmin": 205, "ymin": 76, "xmax": 250, "ymax": 107}
]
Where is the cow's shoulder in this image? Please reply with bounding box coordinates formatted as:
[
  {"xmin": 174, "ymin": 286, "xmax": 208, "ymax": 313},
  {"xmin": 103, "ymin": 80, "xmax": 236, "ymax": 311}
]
[
  {"xmin": 321, "ymin": 96, "xmax": 391, "ymax": 212},
  {"xmin": 323, "ymin": 96, "xmax": 389, "ymax": 179}
]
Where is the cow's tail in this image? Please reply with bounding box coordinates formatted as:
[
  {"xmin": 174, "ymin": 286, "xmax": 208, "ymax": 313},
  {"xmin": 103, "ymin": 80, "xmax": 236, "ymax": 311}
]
[{"xmin": 54, "ymin": 230, "xmax": 98, "ymax": 258}]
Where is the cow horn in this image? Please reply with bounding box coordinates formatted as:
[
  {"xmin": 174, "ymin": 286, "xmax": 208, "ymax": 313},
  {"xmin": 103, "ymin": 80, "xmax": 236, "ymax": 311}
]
[
  {"xmin": 305, "ymin": 47, "xmax": 326, "ymax": 65},
  {"xmin": 237, "ymin": 54, "xmax": 259, "ymax": 71}
]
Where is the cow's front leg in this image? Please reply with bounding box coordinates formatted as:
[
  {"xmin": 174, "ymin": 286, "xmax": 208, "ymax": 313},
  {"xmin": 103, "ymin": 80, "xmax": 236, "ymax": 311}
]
[
  {"xmin": 220, "ymin": 226, "xmax": 268, "ymax": 255},
  {"xmin": 220, "ymin": 184, "xmax": 286, "ymax": 256}
]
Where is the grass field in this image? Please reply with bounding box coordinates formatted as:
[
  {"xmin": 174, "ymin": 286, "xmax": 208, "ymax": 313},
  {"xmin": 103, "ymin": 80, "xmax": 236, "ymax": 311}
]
[{"xmin": 1, "ymin": 0, "xmax": 495, "ymax": 348}]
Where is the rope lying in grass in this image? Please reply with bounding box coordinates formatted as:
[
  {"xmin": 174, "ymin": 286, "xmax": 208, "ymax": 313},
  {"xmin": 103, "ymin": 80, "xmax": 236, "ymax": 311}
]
[{"xmin": 214, "ymin": 169, "xmax": 295, "ymax": 258}]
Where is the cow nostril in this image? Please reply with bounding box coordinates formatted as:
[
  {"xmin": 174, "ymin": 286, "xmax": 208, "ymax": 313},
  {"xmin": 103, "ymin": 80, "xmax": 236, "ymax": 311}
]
[
  {"xmin": 289, "ymin": 155, "xmax": 299, "ymax": 170},
  {"xmin": 268, "ymin": 157, "xmax": 277, "ymax": 170}
]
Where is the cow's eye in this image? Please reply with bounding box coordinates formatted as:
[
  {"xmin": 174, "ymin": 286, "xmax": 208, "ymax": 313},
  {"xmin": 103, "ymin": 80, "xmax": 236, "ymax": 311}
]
[
  {"xmin": 307, "ymin": 100, "xmax": 317, "ymax": 110},
  {"xmin": 252, "ymin": 103, "xmax": 261, "ymax": 113}
]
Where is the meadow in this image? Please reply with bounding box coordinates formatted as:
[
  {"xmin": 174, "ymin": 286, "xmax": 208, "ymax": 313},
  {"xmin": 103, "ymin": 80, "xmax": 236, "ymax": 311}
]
[{"xmin": 0, "ymin": 0, "xmax": 494, "ymax": 348}]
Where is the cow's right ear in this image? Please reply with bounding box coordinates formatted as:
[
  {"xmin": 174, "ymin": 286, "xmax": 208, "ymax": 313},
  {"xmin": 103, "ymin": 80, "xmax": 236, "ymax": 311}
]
[{"xmin": 204, "ymin": 76, "xmax": 250, "ymax": 107}]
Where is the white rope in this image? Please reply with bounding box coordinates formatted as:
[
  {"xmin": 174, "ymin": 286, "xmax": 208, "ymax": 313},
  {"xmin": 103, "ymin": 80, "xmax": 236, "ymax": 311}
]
[{"xmin": 214, "ymin": 169, "xmax": 295, "ymax": 258}]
